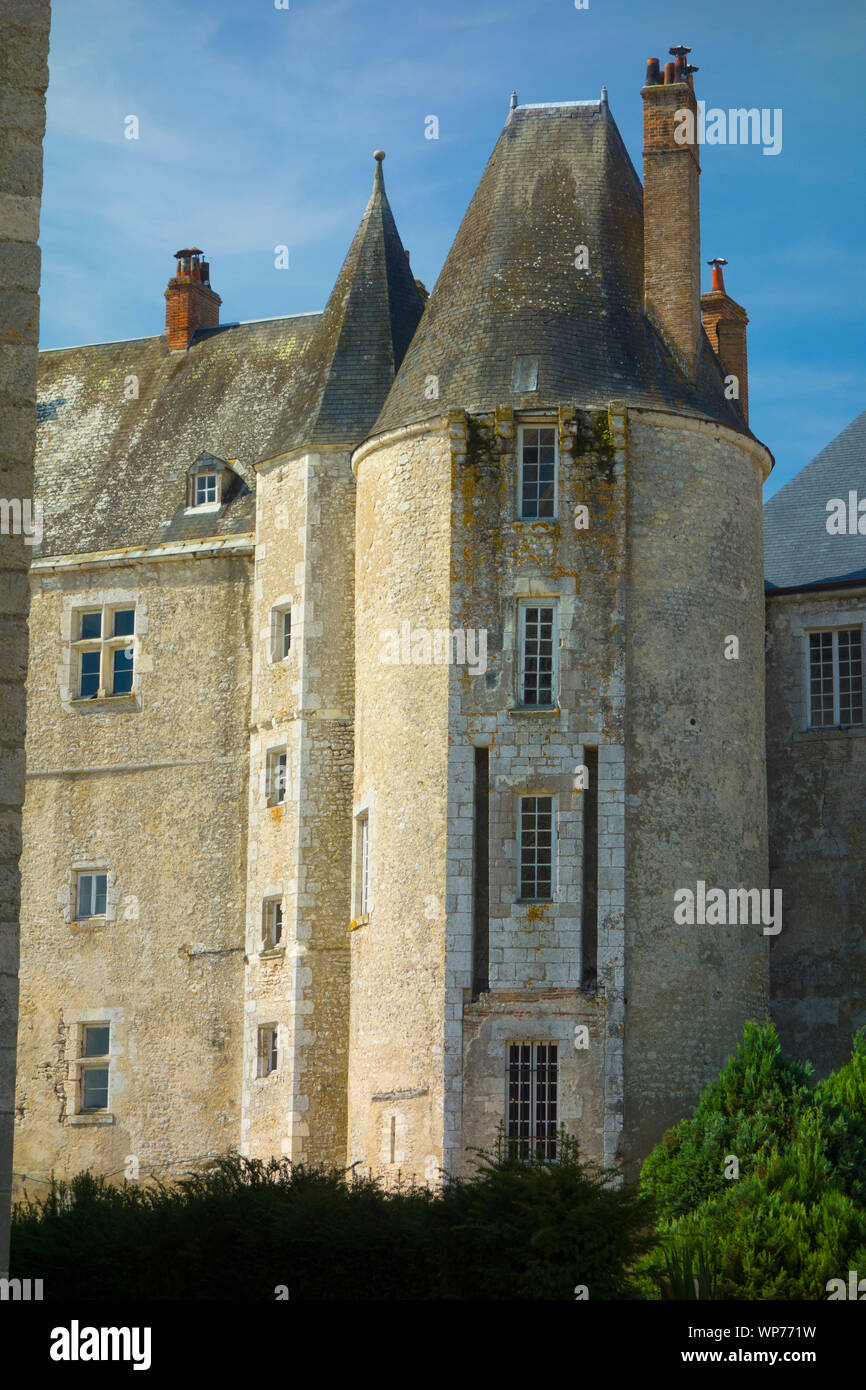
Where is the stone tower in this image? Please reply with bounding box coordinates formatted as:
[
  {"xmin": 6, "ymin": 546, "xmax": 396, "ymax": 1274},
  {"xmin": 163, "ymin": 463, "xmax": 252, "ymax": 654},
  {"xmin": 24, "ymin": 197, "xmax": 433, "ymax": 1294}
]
[
  {"xmin": 240, "ymin": 154, "xmax": 424, "ymax": 1164},
  {"xmin": 348, "ymin": 56, "xmax": 772, "ymax": 1179}
]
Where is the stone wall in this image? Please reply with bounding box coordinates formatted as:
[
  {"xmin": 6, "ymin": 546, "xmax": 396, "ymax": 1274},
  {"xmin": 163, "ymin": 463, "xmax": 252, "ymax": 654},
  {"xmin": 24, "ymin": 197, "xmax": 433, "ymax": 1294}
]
[
  {"xmin": 622, "ymin": 411, "xmax": 772, "ymax": 1164},
  {"xmin": 241, "ymin": 449, "xmax": 352, "ymax": 1167},
  {"xmin": 0, "ymin": 0, "xmax": 50, "ymax": 1273},
  {"xmin": 766, "ymin": 587, "xmax": 866, "ymax": 1075},
  {"xmin": 13, "ymin": 551, "xmax": 250, "ymax": 1191}
]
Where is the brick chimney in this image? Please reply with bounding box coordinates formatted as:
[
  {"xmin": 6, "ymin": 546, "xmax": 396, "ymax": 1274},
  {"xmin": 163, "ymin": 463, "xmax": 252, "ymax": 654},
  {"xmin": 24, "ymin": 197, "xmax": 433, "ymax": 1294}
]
[
  {"xmin": 164, "ymin": 248, "xmax": 221, "ymax": 350},
  {"xmin": 701, "ymin": 258, "xmax": 749, "ymax": 423},
  {"xmin": 641, "ymin": 46, "xmax": 702, "ymax": 378}
]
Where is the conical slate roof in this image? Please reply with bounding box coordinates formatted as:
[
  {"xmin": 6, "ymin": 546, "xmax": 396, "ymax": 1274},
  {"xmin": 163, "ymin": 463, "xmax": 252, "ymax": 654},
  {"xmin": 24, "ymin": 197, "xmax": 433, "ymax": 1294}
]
[
  {"xmin": 764, "ymin": 409, "xmax": 866, "ymax": 592},
  {"xmin": 263, "ymin": 155, "xmax": 425, "ymax": 459},
  {"xmin": 371, "ymin": 99, "xmax": 749, "ymax": 438}
]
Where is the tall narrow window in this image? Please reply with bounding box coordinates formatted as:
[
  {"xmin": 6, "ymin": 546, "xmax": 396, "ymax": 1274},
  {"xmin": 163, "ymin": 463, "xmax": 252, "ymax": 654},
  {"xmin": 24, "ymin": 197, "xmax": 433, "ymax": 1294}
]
[
  {"xmin": 809, "ymin": 629, "xmax": 863, "ymax": 728},
  {"xmin": 271, "ymin": 605, "xmax": 292, "ymax": 662},
  {"xmin": 519, "ymin": 796, "xmax": 554, "ymax": 901},
  {"xmin": 507, "ymin": 1042, "xmax": 558, "ymax": 1160},
  {"xmin": 76, "ymin": 871, "xmax": 107, "ymax": 920},
  {"xmin": 78, "ymin": 1025, "xmax": 111, "ymax": 1112},
  {"xmin": 257, "ymin": 1025, "xmax": 278, "ymax": 1077},
  {"xmin": 519, "ymin": 603, "xmax": 557, "ymax": 707},
  {"xmin": 472, "ymin": 747, "xmax": 490, "ymax": 999},
  {"xmin": 581, "ymin": 747, "xmax": 598, "ymax": 987},
  {"xmin": 518, "ymin": 425, "xmax": 557, "ymax": 519},
  {"xmin": 262, "ymin": 897, "xmax": 283, "ymax": 951},
  {"xmin": 266, "ymin": 749, "xmax": 288, "ymax": 806},
  {"xmin": 355, "ymin": 812, "xmax": 370, "ymax": 918}
]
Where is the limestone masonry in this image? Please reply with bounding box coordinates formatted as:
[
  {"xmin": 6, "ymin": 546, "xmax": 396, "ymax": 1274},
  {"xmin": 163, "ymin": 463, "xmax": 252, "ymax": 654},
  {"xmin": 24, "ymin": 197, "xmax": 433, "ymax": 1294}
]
[{"xmin": 12, "ymin": 48, "xmax": 865, "ymax": 1191}]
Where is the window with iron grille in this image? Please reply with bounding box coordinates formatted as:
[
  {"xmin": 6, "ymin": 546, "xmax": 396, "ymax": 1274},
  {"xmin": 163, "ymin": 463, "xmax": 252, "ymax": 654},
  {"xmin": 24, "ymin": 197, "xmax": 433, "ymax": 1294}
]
[
  {"xmin": 519, "ymin": 795, "xmax": 554, "ymax": 901},
  {"xmin": 507, "ymin": 1042, "xmax": 558, "ymax": 1159},
  {"xmin": 519, "ymin": 603, "xmax": 557, "ymax": 706},
  {"xmin": 808, "ymin": 629, "xmax": 863, "ymax": 728},
  {"xmin": 518, "ymin": 426, "xmax": 557, "ymax": 519},
  {"xmin": 73, "ymin": 606, "xmax": 135, "ymax": 699},
  {"xmin": 257, "ymin": 1025, "xmax": 278, "ymax": 1078},
  {"xmin": 262, "ymin": 897, "xmax": 283, "ymax": 950},
  {"xmin": 78, "ymin": 1024, "xmax": 111, "ymax": 1111}
]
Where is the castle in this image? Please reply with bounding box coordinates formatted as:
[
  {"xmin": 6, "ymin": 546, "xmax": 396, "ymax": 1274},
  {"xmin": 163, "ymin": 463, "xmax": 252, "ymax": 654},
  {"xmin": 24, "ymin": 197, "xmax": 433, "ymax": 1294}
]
[{"xmin": 11, "ymin": 48, "xmax": 865, "ymax": 1192}]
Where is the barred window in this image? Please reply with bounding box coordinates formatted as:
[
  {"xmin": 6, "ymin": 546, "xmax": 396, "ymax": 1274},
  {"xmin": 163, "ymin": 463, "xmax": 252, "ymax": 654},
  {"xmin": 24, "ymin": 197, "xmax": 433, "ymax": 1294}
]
[
  {"xmin": 507, "ymin": 1042, "xmax": 558, "ymax": 1160},
  {"xmin": 519, "ymin": 795, "xmax": 554, "ymax": 901},
  {"xmin": 257, "ymin": 1025, "xmax": 278, "ymax": 1078},
  {"xmin": 519, "ymin": 426, "xmax": 557, "ymax": 519},
  {"xmin": 519, "ymin": 603, "xmax": 557, "ymax": 707},
  {"xmin": 809, "ymin": 629, "xmax": 863, "ymax": 728}
]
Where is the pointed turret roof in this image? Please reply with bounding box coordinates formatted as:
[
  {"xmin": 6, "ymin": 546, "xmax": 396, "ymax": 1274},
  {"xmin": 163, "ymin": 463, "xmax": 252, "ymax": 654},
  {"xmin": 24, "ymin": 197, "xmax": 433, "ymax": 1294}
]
[
  {"xmin": 764, "ymin": 409, "xmax": 866, "ymax": 592},
  {"xmin": 371, "ymin": 99, "xmax": 750, "ymax": 438},
  {"xmin": 262, "ymin": 152, "xmax": 424, "ymax": 460}
]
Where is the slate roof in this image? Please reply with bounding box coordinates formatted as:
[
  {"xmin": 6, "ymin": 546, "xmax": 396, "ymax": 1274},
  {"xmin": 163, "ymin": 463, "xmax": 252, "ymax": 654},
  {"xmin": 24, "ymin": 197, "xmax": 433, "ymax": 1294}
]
[
  {"xmin": 34, "ymin": 315, "xmax": 319, "ymax": 558},
  {"xmin": 34, "ymin": 158, "xmax": 423, "ymax": 560},
  {"xmin": 372, "ymin": 99, "xmax": 753, "ymax": 439},
  {"xmin": 764, "ymin": 409, "xmax": 866, "ymax": 593},
  {"xmin": 265, "ymin": 157, "xmax": 425, "ymax": 456}
]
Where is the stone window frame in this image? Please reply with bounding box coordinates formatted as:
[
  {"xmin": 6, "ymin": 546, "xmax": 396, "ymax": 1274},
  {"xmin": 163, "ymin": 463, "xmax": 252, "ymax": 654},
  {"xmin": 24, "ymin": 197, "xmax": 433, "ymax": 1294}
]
[
  {"xmin": 59, "ymin": 588, "xmax": 146, "ymax": 714},
  {"xmin": 264, "ymin": 745, "xmax": 288, "ymax": 806},
  {"xmin": 70, "ymin": 602, "xmax": 136, "ymax": 700},
  {"xmin": 269, "ymin": 599, "xmax": 293, "ymax": 663},
  {"xmin": 60, "ymin": 861, "xmax": 119, "ymax": 927},
  {"xmin": 256, "ymin": 1024, "xmax": 279, "ymax": 1079},
  {"xmin": 516, "ymin": 420, "xmax": 559, "ymax": 522},
  {"xmin": 516, "ymin": 792, "xmax": 557, "ymax": 903},
  {"xmin": 352, "ymin": 808, "xmax": 371, "ymax": 924},
  {"xmin": 790, "ymin": 605, "xmax": 866, "ymax": 736},
  {"xmin": 516, "ymin": 598, "xmax": 559, "ymax": 709},
  {"xmin": 63, "ymin": 1006, "xmax": 122, "ymax": 1126},
  {"xmin": 261, "ymin": 894, "xmax": 284, "ymax": 953}
]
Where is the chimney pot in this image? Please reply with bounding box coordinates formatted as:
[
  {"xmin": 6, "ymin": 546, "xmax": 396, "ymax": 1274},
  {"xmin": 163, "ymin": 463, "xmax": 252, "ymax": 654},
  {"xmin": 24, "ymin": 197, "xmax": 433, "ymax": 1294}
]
[{"xmin": 646, "ymin": 57, "xmax": 662, "ymax": 85}]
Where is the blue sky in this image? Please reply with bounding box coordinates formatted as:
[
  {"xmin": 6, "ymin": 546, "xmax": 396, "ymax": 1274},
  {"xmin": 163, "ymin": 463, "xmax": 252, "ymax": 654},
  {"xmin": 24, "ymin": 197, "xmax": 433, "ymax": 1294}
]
[{"xmin": 39, "ymin": 0, "xmax": 865, "ymax": 497}]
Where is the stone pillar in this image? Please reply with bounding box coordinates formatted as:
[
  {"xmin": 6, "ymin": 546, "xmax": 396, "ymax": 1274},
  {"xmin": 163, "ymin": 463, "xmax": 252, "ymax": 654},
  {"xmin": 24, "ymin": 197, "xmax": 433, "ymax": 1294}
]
[{"xmin": 0, "ymin": 0, "xmax": 50, "ymax": 1276}]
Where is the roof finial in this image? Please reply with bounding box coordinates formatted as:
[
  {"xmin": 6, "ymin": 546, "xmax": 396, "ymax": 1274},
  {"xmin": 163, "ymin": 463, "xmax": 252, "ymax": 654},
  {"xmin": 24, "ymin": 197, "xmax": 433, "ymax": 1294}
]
[
  {"xmin": 373, "ymin": 149, "xmax": 385, "ymax": 162},
  {"xmin": 600, "ymin": 84, "xmax": 608, "ymax": 107},
  {"xmin": 509, "ymin": 90, "xmax": 518, "ymax": 110}
]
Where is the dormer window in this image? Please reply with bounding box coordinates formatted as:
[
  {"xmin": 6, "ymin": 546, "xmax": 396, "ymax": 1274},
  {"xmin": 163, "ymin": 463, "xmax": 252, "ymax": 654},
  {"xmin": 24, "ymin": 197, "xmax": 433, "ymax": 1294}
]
[
  {"xmin": 185, "ymin": 454, "xmax": 245, "ymax": 513},
  {"xmin": 194, "ymin": 472, "xmax": 219, "ymax": 507}
]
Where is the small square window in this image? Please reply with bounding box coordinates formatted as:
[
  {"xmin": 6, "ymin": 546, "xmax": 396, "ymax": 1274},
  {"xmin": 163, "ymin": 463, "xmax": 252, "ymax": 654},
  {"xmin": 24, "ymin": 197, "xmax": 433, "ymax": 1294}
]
[
  {"xmin": 77, "ymin": 871, "xmax": 107, "ymax": 919},
  {"xmin": 113, "ymin": 609, "xmax": 135, "ymax": 638},
  {"xmin": 83, "ymin": 1024, "xmax": 110, "ymax": 1057},
  {"xmin": 81, "ymin": 1068, "xmax": 109, "ymax": 1110},
  {"xmin": 194, "ymin": 472, "xmax": 219, "ymax": 506},
  {"xmin": 257, "ymin": 1025, "xmax": 279, "ymax": 1077},
  {"xmin": 79, "ymin": 611, "xmax": 101, "ymax": 640}
]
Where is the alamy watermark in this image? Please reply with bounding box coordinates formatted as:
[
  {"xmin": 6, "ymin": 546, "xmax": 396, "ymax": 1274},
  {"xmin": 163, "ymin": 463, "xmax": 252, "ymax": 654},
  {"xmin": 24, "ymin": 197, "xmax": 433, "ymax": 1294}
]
[
  {"xmin": 674, "ymin": 102, "xmax": 782, "ymax": 157},
  {"xmin": 0, "ymin": 497, "xmax": 42, "ymax": 546},
  {"xmin": 674, "ymin": 881, "xmax": 782, "ymax": 936},
  {"xmin": 378, "ymin": 621, "xmax": 487, "ymax": 675}
]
